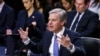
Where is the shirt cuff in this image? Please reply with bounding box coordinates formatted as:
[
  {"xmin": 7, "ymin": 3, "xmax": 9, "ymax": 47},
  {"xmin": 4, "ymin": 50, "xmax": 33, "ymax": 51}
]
[
  {"xmin": 66, "ymin": 44, "xmax": 75, "ymax": 53},
  {"xmin": 22, "ymin": 38, "xmax": 30, "ymax": 45}
]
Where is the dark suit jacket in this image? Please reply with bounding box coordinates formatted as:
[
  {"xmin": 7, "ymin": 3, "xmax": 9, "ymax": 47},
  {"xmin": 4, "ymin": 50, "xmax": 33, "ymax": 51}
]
[
  {"xmin": 27, "ymin": 28, "xmax": 85, "ymax": 56},
  {"xmin": 66, "ymin": 9, "xmax": 99, "ymax": 37},
  {"xmin": 0, "ymin": 4, "xmax": 15, "ymax": 35}
]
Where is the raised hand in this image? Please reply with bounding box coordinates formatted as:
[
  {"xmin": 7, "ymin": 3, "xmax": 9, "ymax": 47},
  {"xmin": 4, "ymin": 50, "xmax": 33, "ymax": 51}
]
[
  {"xmin": 32, "ymin": 21, "xmax": 37, "ymax": 27},
  {"xmin": 57, "ymin": 34, "xmax": 73, "ymax": 48}
]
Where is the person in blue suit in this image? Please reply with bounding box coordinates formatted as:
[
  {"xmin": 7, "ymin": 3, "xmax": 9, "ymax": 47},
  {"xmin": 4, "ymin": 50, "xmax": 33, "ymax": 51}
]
[
  {"xmin": 6, "ymin": 0, "xmax": 45, "ymax": 56},
  {"xmin": 66, "ymin": 0, "xmax": 99, "ymax": 37},
  {"xmin": 0, "ymin": 0, "xmax": 15, "ymax": 56},
  {"xmin": 18, "ymin": 8, "xmax": 85, "ymax": 56}
]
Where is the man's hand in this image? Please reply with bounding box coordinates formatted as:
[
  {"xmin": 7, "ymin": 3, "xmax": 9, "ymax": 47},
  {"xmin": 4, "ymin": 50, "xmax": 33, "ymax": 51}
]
[
  {"xmin": 57, "ymin": 34, "xmax": 73, "ymax": 48},
  {"xmin": 32, "ymin": 21, "xmax": 37, "ymax": 27},
  {"xmin": 18, "ymin": 27, "xmax": 29, "ymax": 41}
]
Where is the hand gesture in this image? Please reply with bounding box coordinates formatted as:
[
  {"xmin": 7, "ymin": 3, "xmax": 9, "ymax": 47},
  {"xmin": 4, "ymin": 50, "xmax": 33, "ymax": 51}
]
[
  {"xmin": 32, "ymin": 21, "xmax": 37, "ymax": 27},
  {"xmin": 57, "ymin": 34, "xmax": 73, "ymax": 48}
]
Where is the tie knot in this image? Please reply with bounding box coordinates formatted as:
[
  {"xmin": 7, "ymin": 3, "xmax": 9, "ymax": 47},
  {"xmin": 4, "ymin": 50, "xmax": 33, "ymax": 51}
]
[
  {"xmin": 78, "ymin": 13, "xmax": 81, "ymax": 15},
  {"xmin": 54, "ymin": 34, "xmax": 57, "ymax": 39},
  {"xmin": 55, "ymin": 34, "xmax": 57, "ymax": 37}
]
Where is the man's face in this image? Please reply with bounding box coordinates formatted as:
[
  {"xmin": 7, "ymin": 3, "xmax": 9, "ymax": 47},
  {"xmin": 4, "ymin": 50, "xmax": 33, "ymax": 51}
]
[
  {"xmin": 47, "ymin": 13, "xmax": 64, "ymax": 33},
  {"xmin": 75, "ymin": 0, "xmax": 88, "ymax": 13},
  {"xmin": 22, "ymin": 0, "xmax": 33, "ymax": 10}
]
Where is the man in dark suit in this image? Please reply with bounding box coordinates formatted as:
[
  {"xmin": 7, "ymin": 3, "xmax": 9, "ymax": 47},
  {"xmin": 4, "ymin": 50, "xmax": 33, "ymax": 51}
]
[
  {"xmin": 66, "ymin": 0, "xmax": 99, "ymax": 37},
  {"xmin": 0, "ymin": 0, "xmax": 15, "ymax": 56},
  {"xmin": 18, "ymin": 8, "xmax": 85, "ymax": 56}
]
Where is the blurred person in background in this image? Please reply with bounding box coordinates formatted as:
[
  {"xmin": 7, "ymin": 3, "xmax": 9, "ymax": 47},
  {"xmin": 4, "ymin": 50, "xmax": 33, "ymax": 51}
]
[
  {"xmin": 88, "ymin": 0, "xmax": 100, "ymax": 38},
  {"xmin": 66, "ymin": 0, "xmax": 99, "ymax": 37},
  {"xmin": 88, "ymin": 0, "xmax": 100, "ymax": 20},
  {"xmin": 35, "ymin": 0, "xmax": 44, "ymax": 13},
  {"xmin": 6, "ymin": 0, "xmax": 45, "ymax": 56},
  {"xmin": 0, "ymin": 0, "xmax": 15, "ymax": 56},
  {"xmin": 61, "ymin": 0, "xmax": 75, "ymax": 12}
]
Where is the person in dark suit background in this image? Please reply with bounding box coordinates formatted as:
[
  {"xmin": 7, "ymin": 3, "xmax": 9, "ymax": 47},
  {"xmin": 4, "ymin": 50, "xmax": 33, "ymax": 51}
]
[
  {"xmin": 13, "ymin": 0, "xmax": 45, "ymax": 42},
  {"xmin": 66, "ymin": 0, "xmax": 99, "ymax": 37},
  {"xmin": 6, "ymin": 0, "xmax": 45, "ymax": 56},
  {"xmin": 0, "ymin": 0, "xmax": 15, "ymax": 38},
  {"xmin": 0, "ymin": 0, "xmax": 15, "ymax": 56},
  {"xmin": 18, "ymin": 8, "xmax": 85, "ymax": 56}
]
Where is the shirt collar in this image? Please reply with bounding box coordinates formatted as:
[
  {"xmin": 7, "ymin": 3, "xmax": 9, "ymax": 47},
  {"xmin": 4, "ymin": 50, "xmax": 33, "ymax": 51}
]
[
  {"xmin": 76, "ymin": 12, "xmax": 84, "ymax": 15},
  {"xmin": 0, "ymin": 2, "xmax": 5, "ymax": 8},
  {"xmin": 54, "ymin": 27, "xmax": 65, "ymax": 37}
]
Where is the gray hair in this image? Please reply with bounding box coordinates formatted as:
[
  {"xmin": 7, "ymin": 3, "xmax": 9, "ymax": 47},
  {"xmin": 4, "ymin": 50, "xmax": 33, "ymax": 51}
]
[{"xmin": 49, "ymin": 8, "xmax": 67, "ymax": 21}]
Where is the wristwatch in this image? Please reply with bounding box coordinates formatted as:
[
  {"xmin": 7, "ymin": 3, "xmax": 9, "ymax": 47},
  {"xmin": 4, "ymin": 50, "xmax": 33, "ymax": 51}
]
[{"xmin": 67, "ymin": 44, "xmax": 73, "ymax": 50}]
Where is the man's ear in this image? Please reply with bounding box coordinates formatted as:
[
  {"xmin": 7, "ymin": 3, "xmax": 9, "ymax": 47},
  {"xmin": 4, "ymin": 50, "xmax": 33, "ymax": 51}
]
[
  {"xmin": 61, "ymin": 20, "xmax": 66, "ymax": 26},
  {"xmin": 86, "ymin": 1, "xmax": 90, "ymax": 8}
]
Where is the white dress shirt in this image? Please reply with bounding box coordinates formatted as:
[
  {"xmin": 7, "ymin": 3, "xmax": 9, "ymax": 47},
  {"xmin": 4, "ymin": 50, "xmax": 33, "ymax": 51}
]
[{"xmin": 0, "ymin": 2, "xmax": 4, "ymax": 13}]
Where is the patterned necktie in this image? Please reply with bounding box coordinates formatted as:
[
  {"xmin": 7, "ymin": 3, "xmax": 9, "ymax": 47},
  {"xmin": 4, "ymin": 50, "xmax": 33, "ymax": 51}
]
[
  {"xmin": 71, "ymin": 13, "xmax": 81, "ymax": 31},
  {"xmin": 53, "ymin": 35, "xmax": 59, "ymax": 56}
]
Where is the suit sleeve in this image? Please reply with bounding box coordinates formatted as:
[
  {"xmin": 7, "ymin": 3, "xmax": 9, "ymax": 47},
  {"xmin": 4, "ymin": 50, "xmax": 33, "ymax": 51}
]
[
  {"xmin": 0, "ymin": 8, "xmax": 15, "ymax": 34},
  {"xmin": 26, "ymin": 31, "xmax": 48, "ymax": 54}
]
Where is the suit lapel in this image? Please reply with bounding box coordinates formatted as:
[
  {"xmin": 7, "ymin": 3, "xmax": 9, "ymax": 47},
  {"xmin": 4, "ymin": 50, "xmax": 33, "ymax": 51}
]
[
  {"xmin": 67, "ymin": 11, "xmax": 77, "ymax": 28},
  {"xmin": 47, "ymin": 32, "xmax": 53, "ymax": 48},
  {"xmin": 76, "ymin": 10, "xmax": 89, "ymax": 30},
  {"xmin": 59, "ymin": 28, "xmax": 68, "ymax": 55},
  {"xmin": 44, "ymin": 31, "xmax": 53, "ymax": 55}
]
